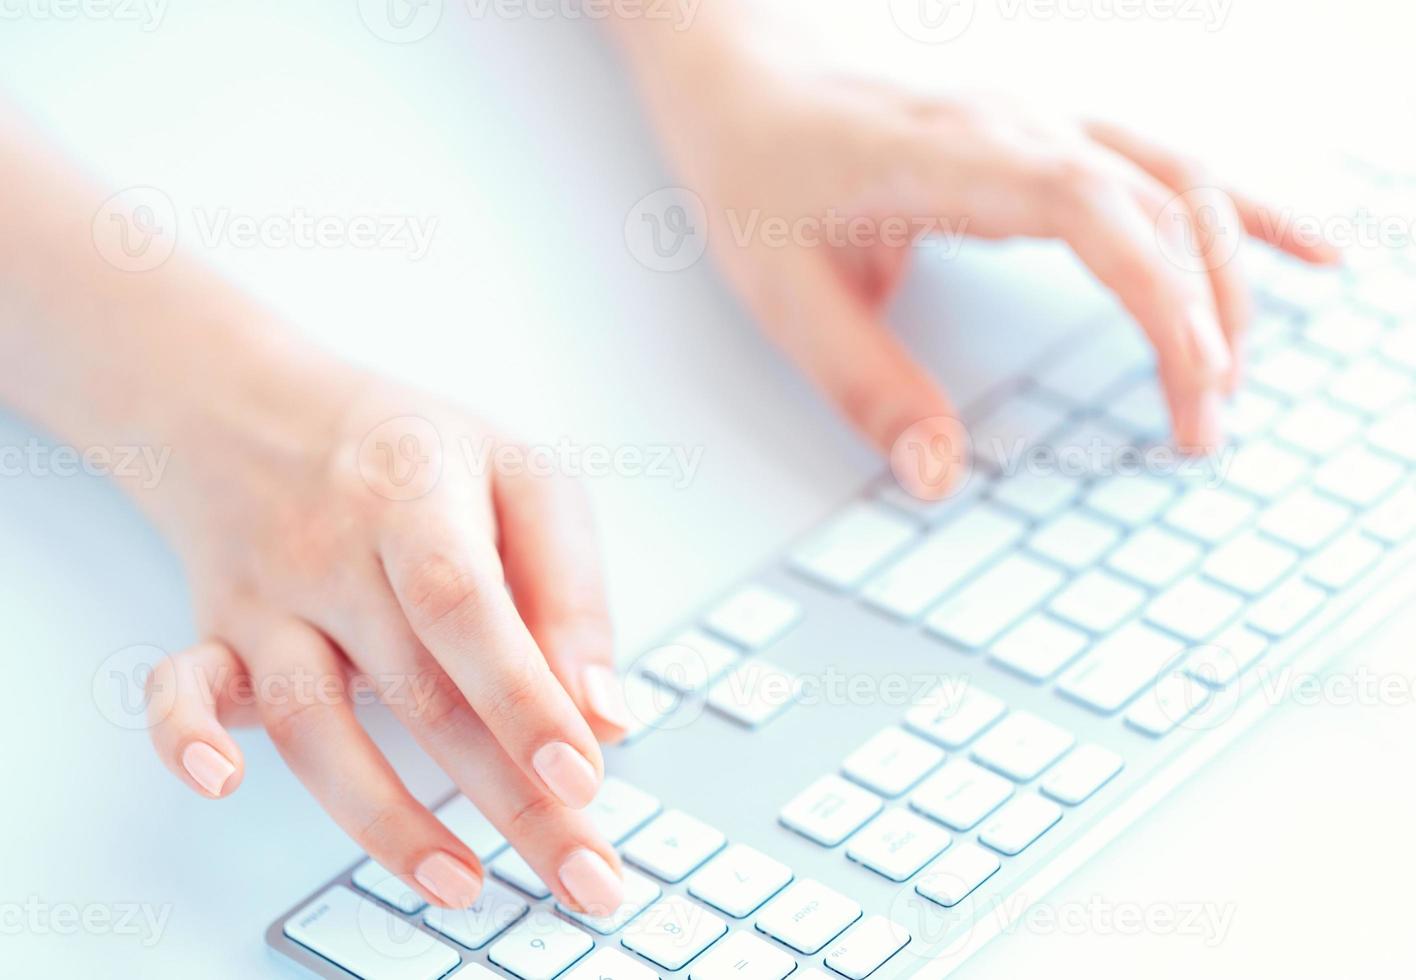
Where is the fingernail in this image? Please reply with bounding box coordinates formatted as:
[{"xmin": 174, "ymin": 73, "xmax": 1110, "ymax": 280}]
[
  {"xmin": 582, "ymin": 665, "xmax": 631, "ymax": 731},
  {"xmin": 1186, "ymin": 302, "xmax": 1233, "ymax": 379},
  {"xmin": 533, "ymin": 741, "xmax": 600, "ymax": 809},
  {"xmin": 181, "ymin": 742, "xmax": 235, "ymax": 797},
  {"xmin": 1177, "ymin": 389, "xmax": 1225, "ymax": 455},
  {"xmin": 413, "ymin": 852, "xmax": 483, "ymax": 909},
  {"xmin": 558, "ymin": 848, "xmax": 624, "ymax": 917}
]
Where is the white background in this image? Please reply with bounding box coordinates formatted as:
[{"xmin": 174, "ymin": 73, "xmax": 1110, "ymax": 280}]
[{"xmin": 1, "ymin": 1, "xmax": 1414, "ymax": 976}]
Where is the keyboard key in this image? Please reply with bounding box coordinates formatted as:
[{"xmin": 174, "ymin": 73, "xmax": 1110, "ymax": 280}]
[
  {"xmin": 780, "ymin": 775, "xmax": 883, "ymax": 847},
  {"xmin": 1221, "ymin": 440, "xmax": 1310, "ymax": 500},
  {"xmin": 1034, "ymin": 323, "xmax": 1151, "ymax": 405},
  {"xmin": 690, "ymin": 930, "xmax": 796, "ymax": 980},
  {"xmin": 1048, "ymin": 569, "xmax": 1146, "ymax": 634},
  {"xmin": 969, "ymin": 389, "xmax": 1072, "ymax": 471},
  {"xmin": 351, "ymin": 859, "xmax": 425, "ymax": 915},
  {"xmin": 1304, "ymin": 307, "xmax": 1384, "ymax": 357},
  {"xmin": 914, "ymin": 842, "xmax": 1000, "ymax": 908},
  {"xmin": 1368, "ymin": 403, "xmax": 1416, "ymax": 464},
  {"xmin": 1145, "ymin": 575, "xmax": 1244, "ymax": 642},
  {"xmin": 489, "ymin": 911, "xmax": 594, "ymax": 980},
  {"xmin": 640, "ymin": 631, "xmax": 740, "ymax": 694},
  {"xmin": 756, "ymin": 879, "xmax": 861, "ymax": 955},
  {"xmin": 1163, "ymin": 486, "xmax": 1257, "ymax": 544},
  {"xmin": 1224, "ymin": 388, "xmax": 1284, "ymax": 439},
  {"xmin": 1247, "ymin": 576, "xmax": 1327, "ymax": 638},
  {"xmin": 910, "ymin": 759, "xmax": 1013, "ymax": 832},
  {"xmin": 1364, "ymin": 482, "xmax": 1416, "ymax": 544},
  {"xmin": 861, "ymin": 505, "xmax": 1026, "ymax": 620},
  {"xmin": 989, "ymin": 613, "xmax": 1091, "ymax": 682},
  {"xmin": 424, "ymin": 879, "xmax": 528, "ymax": 950},
  {"xmin": 1125, "ymin": 671, "xmax": 1211, "ymax": 737},
  {"xmin": 625, "ymin": 810, "xmax": 727, "ymax": 882},
  {"xmin": 491, "ymin": 850, "xmax": 551, "ymax": 900},
  {"xmin": 904, "ymin": 682, "xmax": 1006, "ymax": 749},
  {"xmin": 1382, "ymin": 325, "xmax": 1416, "ymax": 372},
  {"xmin": 623, "ymin": 895, "xmax": 727, "ymax": 970},
  {"xmin": 822, "ymin": 916, "xmax": 911, "ymax": 980},
  {"xmin": 1040, "ymin": 744, "xmax": 1123, "ymax": 805},
  {"xmin": 1313, "ymin": 446, "xmax": 1404, "ymax": 509},
  {"xmin": 1306, "ymin": 531, "xmax": 1383, "ymax": 591},
  {"xmin": 1258, "ymin": 488, "xmax": 1353, "ymax": 552},
  {"xmin": 842, "ymin": 727, "xmax": 945, "ymax": 797},
  {"xmin": 1083, "ymin": 474, "xmax": 1175, "ymax": 528},
  {"xmin": 587, "ymin": 777, "xmax": 662, "ymax": 846},
  {"xmin": 1329, "ymin": 358, "xmax": 1413, "ymax": 416},
  {"xmin": 622, "ymin": 672, "xmax": 681, "ymax": 744},
  {"xmin": 875, "ymin": 475, "xmax": 985, "ymax": 525},
  {"xmin": 1105, "ymin": 376, "xmax": 1169, "ymax": 436},
  {"xmin": 1058, "ymin": 621, "xmax": 1185, "ymax": 713},
  {"xmin": 707, "ymin": 660, "xmax": 801, "ymax": 728},
  {"xmin": 1273, "ymin": 400, "xmax": 1363, "ymax": 457},
  {"xmin": 1203, "ymin": 531, "xmax": 1299, "ymax": 597},
  {"xmin": 1105, "ymin": 525, "xmax": 1201, "ymax": 589},
  {"xmin": 990, "ymin": 470, "xmax": 1081, "ymax": 520},
  {"xmin": 1027, "ymin": 510, "xmax": 1122, "ymax": 571},
  {"xmin": 1249, "ymin": 345, "xmax": 1336, "ymax": 400},
  {"xmin": 1185, "ymin": 625, "xmax": 1270, "ymax": 688},
  {"xmin": 436, "ymin": 795, "xmax": 509, "ymax": 860},
  {"xmin": 688, "ymin": 845, "xmax": 793, "ymax": 918},
  {"xmin": 560, "ymin": 869, "xmax": 661, "ymax": 934},
  {"xmin": 790, "ymin": 502, "xmax": 918, "ymax": 591},
  {"xmin": 923, "ymin": 552, "xmax": 1065, "ymax": 650},
  {"xmin": 705, "ymin": 587, "xmax": 802, "ymax": 650},
  {"xmin": 970, "ymin": 711, "xmax": 1075, "ymax": 782},
  {"xmin": 284, "ymin": 887, "xmax": 459, "ymax": 980},
  {"xmin": 565, "ymin": 946, "xmax": 659, "ymax": 980},
  {"xmin": 845, "ymin": 809, "xmax": 951, "ymax": 882},
  {"xmin": 978, "ymin": 794, "xmax": 1062, "ymax": 855}
]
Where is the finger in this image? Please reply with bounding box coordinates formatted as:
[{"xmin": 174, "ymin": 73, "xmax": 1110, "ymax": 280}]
[
  {"xmin": 745, "ymin": 245, "xmax": 966, "ymax": 496},
  {"xmin": 329, "ymin": 593, "xmax": 626, "ymax": 916},
  {"xmin": 147, "ymin": 639, "xmax": 248, "ymax": 799},
  {"xmin": 239, "ymin": 615, "xmax": 486, "ymax": 910},
  {"xmin": 1093, "ymin": 149, "xmax": 1251, "ymax": 390},
  {"xmin": 1043, "ymin": 173, "xmax": 1230, "ymax": 451},
  {"xmin": 1085, "ymin": 120, "xmax": 1343, "ymax": 264},
  {"xmin": 494, "ymin": 466, "xmax": 627, "ymax": 742},
  {"xmin": 379, "ymin": 505, "xmax": 606, "ymax": 810}
]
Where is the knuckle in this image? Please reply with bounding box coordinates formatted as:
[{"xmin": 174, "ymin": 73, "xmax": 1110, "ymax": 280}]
[
  {"xmin": 1157, "ymin": 154, "xmax": 1210, "ymax": 192},
  {"xmin": 507, "ymin": 793, "xmax": 563, "ymax": 838},
  {"xmin": 356, "ymin": 802, "xmax": 411, "ymax": 859},
  {"xmin": 1035, "ymin": 154, "xmax": 1110, "ymax": 210},
  {"xmin": 399, "ymin": 551, "xmax": 491, "ymax": 631},
  {"xmin": 483, "ymin": 660, "xmax": 545, "ymax": 732},
  {"xmin": 260, "ymin": 683, "xmax": 332, "ymax": 746},
  {"xmin": 408, "ymin": 670, "xmax": 472, "ymax": 740}
]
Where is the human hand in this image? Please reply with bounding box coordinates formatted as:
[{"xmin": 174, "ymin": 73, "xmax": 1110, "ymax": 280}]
[
  {"xmin": 142, "ymin": 355, "xmax": 629, "ymax": 915},
  {"xmin": 621, "ymin": 25, "xmax": 1339, "ymax": 492}
]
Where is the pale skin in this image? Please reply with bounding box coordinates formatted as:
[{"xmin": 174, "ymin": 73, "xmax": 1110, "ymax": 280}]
[{"xmin": 0, "ymin": 1, "xmax": 1335, "ymax": 917}]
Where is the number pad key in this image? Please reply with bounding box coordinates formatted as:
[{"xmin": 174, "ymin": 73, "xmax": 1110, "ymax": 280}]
[
  {"xmin": 755, "ymin": 879, "xmax": 861, "ymax": 955},
  {"xmin": 624, "ymin": 810, "xmax": 727, "ymax": 883},
  {"xmin": 622, "ymin": 894, "xmax": 728, "ymax": 970},
  {"xmin": 780, "ymin": 775, "xmax": 883, "ymax": 847},
  {"xmin": 688, "ymin": 844, "xmax": 793, "ymax": 918},
  {"xmin": 488, "ymin": 911, "xmax": 594, "ymax": 980},
  {"xmin": 689, "ymin": 930, "xmax": 796, "ymax": 980}
]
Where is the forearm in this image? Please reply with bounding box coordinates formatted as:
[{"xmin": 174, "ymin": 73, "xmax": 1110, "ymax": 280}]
[{"xmin": 0, "ymin": 100, "xmax": 356, "ymax": 523}]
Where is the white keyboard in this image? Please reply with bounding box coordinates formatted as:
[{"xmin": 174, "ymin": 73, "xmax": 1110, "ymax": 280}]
[{"xmin": 268, "ymin": 228, "xmax": 1416, "ymax": 979}]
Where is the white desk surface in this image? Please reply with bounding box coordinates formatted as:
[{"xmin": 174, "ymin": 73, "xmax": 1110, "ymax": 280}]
[{"xmin": 1, "ymin": 2, "xmax": 1414, "ymax": 976}]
